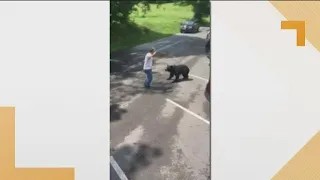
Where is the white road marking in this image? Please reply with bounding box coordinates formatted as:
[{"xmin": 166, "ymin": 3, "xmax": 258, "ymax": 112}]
[
  {"xmin": 166, "ymin": 98, "xmax": 210, "ymax": 125},
  {"xmin": 115, "ymin": 125, "xmax": 144, "ymax": 149},
  {"xmin": 110, "ymin": 156, "xmax": 129, "ymax": 180},
  {"xmin": 189, "ymin": 73, "xmax": 208, "ymax": 82}
]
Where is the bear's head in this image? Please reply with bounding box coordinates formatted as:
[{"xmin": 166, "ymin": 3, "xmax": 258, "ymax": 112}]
[{"xmin": 165, "ymin": 65, "xmax": 174, "ymax": 72}]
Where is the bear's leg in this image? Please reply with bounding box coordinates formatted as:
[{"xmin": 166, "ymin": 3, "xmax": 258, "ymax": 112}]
[
  {"xmin": 173, "ymin": 73, "xmax": 180, "ymax": 82},
  {"xmin": 183, "ymin": 74, "xmax": 188, "ymax": 79},
  {"xmin": 182, "ymin": 70, "xmax": 189, "ymax": 79},
  {"xmin": 167, "ymin": 72, "xmax": 174, "ymax": 80}
]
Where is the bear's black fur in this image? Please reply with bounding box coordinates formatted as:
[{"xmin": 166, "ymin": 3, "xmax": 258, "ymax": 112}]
[{"xmin": 165, "ymin": 64, "xmax": 190, "ymax": 82}]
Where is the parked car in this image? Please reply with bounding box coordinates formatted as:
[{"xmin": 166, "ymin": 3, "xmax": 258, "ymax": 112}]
[
  {"xmin": 205, "ymin": 38, "xmax": 210, "ymax": 102},
  {"xmin": 205, "ymin": 37, "xmax": 210, "ymax": 59},
  {"xmin": 205, "ymin": 77, "xmax": 210, "ymax": 102},
  {"xmin": 206, "ymin": 29, "xmax": 210, "ymax": 40},
  {"xmin": 180, "ymin": 20, "xmax": 200, "ymax": 33}
]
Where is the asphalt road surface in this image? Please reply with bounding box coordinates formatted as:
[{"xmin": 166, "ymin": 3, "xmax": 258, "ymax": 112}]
[{"xmin": 110, "ymin": 27, "xmax": 210, "ymax": 180}]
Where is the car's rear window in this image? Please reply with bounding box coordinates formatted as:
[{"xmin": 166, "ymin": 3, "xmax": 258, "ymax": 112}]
[{"xmin": 183, "ymin": 21, "xmax": 194, "ymax": 25}]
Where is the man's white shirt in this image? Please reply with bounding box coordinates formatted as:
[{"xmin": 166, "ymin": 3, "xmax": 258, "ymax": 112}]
[{"xmin": 143, "ymin": 52, "xmax": 153, "ymax": 70}]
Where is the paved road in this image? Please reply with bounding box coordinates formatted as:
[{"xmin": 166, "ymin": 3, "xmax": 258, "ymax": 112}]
[{"xmin": 110, "ymin": 27, "xmax": 210, "ymax": 180}]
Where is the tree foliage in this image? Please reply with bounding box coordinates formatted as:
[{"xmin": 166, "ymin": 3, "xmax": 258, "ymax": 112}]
[
  {"xmin": 110, "ymin": 0, "xmax": 210, "ymax": 26},
  {"xmin": 110, "ymin": 0, "xmax": 210, "ymax": 51},
  {"xmin": 110, "ymin": 1, "xmax": 137, "ymax": 25},
  {"xmin": 172, "ymin": 0, "xmax": 210, "ymax": 20}
]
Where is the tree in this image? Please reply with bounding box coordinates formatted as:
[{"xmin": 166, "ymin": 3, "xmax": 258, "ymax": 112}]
[
  {"xmin": 173, "ymin": 0, "xmax": 210, "ymax": 20},
  {"xmin": 110, "ymin": 1, "xmax": 138, "ymax": 25},
  {"xmin": 110, "ymin": 1, "xmax": 171, "ymax": 25}
]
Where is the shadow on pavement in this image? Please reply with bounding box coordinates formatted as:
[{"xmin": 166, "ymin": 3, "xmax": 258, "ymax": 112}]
[
  {"xmin": 171, "ymin": 78, "xmax": 194, "ymax": 83},
  {"xmin": 110, "ymin": 104, "xmax": 128, "ymax": 122},
  {"xmin": 111, "ymin": 143, "xmax": 163, "ymax": 180},
  {"xmin": 202, "ymin": 101, "xmax": 210, "ymax": 121},
  {"xmin": 110, "ymin": 71, "xmax": 174, "ymax": 122}
]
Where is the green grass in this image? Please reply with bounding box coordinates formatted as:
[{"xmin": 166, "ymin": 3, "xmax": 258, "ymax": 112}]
[
  {"xmin": 110, "ymin": 3, "xmax": 210, "ymax": 52},
  {"xmin": 201, "ymin": 16, "xmax": 210, "ymax": 26}
]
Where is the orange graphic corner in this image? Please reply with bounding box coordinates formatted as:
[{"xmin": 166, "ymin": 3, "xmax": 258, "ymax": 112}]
[
  {"xmin": 271, "ymin": 1, "xmax": 320, "ymax": 51},
  {"xmin": 281, "ymin": 21, "xmax": 305, "ymax": 46},
  {"xmin": 272, "ymin": 132, "xmax": 320, "ymax": 180},
  {"xmin": 0, "ymin": 107, "xmax": 74, "ymax": 180}
]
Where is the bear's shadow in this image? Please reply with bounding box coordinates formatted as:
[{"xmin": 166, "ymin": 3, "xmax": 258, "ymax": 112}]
[{"xmin": 170, "ymin": 78, "xmax": 194, "ymax": 83}]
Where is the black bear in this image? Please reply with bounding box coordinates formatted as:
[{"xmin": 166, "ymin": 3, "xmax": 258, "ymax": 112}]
[{"xmin": 165, "ymin": 64, "xmax": 190, "ymax": 82}]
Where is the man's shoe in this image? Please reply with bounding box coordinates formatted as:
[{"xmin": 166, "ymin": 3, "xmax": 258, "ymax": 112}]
[{"xmin": 144, "ymin": 84, "xmax": 150, "ymax": 89}]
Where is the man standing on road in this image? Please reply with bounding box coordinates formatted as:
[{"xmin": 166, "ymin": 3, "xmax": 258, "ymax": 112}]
[{"xmin": 143, "ymin": 48, "xmax": 156, "ymax": 88}]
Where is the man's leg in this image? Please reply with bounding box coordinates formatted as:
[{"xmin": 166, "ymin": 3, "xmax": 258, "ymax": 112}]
[
  {"xmin": 144, "ymin": 70, "xmax": 150, "ymax": 88},
  {"xmin": 144, "ymin": 70, "xmax": 148, "ymax": 87},
  {"xmin": 145, "ymin": 69, "xmax": 152, "ymax": 88},
  {"xmin": 147, "ymin": 70, "xmax": 153, "ymax": 87}
]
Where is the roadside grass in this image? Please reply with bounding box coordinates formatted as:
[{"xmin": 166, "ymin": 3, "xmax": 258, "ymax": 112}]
[
  {"xmin": 200, "ymin": 16, "xmax": 210, "ymax": 27},
  {"xmin": 110, "ymin": 3, "xmax": 210, "ymax": 52}
]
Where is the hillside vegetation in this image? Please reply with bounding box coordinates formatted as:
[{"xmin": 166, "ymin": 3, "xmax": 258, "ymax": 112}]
[{"xmin": 111, "ymin": 1, "xmax": 210, "ymax": 52}]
